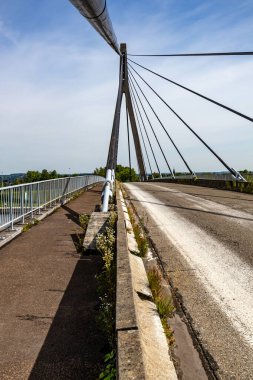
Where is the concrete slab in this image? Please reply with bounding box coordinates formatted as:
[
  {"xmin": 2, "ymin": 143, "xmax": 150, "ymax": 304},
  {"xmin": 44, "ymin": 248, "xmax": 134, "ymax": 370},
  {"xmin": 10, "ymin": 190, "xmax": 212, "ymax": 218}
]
[
  {"xmin": 83, "ymin": 211, "xmax": 110, "ymax": 251},
  {"xmin": 117, "ymin": 330, "xmax": 145, "ymax": 380}
]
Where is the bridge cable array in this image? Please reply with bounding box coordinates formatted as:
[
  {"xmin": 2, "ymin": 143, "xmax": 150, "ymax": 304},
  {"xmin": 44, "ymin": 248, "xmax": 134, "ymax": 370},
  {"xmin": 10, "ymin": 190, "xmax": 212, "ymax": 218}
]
[
  {"xmin": 129, "ymin": 79, "xmax": 161, "ymax": 176},
  {"xmin": 130, "ymin": 88, "xmax": 152, "ymax": 176},
  {"xmin": 128, "ymin": 62, "xmax": 241, "ymax": 177},
  {"xmin": 70, "ymin": 0, "xmax": 248, "ymax": 211},
  {"xmin": 129, "ymin": 73, "xmax": 174, "ymax": 176},
  {"xmin": 125, "ymin": 100, "xmax": 132, "ymax": 181},
  {"xmin": 129, "ymin": 68, "xmax": 195, "ymax": 176},
  {"xmin": 128, "ymin": 59, "xmax": 253, "ymax": 124}
]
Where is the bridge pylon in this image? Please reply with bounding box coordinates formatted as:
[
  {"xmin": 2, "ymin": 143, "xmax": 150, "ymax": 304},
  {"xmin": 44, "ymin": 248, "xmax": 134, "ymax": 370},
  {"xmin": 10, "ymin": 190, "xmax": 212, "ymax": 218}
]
[
  {"xmin": 120, "ymin": 43, "xmax": 146, "ymax": 181},
  {"xmin": 102, "ymin": 43, "xmax": 146, "ymax": 212}
]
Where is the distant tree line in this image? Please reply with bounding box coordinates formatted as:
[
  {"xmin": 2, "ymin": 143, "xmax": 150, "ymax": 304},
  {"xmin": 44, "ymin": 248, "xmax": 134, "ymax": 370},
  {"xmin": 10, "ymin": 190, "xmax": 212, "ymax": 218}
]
[
  {"xmin": 94, "ymin": 165, "xmax": 140, "ymax": 182},
  {"xmin": 24, "ymin": 169, "xmax": 59, "ymax": 182},
  {"xmin": 3, "ymin": 167, "xmax": 252, "ymax": 187},
  {"xmin": 10, "ymin": 169, "xmax": 82, "ymax": 185}
]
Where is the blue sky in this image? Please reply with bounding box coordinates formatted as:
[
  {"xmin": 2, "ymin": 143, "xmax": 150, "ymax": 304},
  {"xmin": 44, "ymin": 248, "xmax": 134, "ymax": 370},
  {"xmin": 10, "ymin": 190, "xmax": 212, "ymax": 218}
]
[{"xmin": 0, "ymin": 0, "xmax": 253, "ymax": 174}]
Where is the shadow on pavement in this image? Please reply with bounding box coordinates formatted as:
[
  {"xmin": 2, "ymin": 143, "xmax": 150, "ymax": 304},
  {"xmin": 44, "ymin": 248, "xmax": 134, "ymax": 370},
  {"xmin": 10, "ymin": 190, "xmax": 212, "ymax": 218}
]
[
  {"xmin": 133, "ymin": 188, "xmax": 253, "ymax": 202},
  {"xmin": 129, "ymin": 197, "xmax": 253, "ymax": 222},
  {"xmin": 28, "ymin": 256, "xmax": 106, "ymax": 380},
  {"xmin": 61, "ymin": 204, "xmax": 81, "ymax": 227}
]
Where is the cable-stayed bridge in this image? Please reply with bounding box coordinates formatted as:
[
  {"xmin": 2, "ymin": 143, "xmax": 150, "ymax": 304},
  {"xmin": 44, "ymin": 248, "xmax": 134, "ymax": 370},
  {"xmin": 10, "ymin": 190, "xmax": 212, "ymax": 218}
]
[
  {"xmin": 0, "ymin": 1, "xmax": 253, "ymax": 379},
  {"xmin": 67, "ymin": 0, "xmax": 252, "ymax": 213}
]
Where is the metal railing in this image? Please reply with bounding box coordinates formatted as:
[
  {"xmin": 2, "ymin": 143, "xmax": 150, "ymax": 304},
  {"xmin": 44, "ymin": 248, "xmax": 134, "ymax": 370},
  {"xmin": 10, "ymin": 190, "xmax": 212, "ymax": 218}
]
[
  {"xmin": 195, "ymin": 172, "xmax": 241, "ymax": 181},
  {"xmin": 0, "ymin": 175, "xmax": 104, "ymax": 231},
  {"xmin": 154, "ymin": 172, "xmax": 247, "ymax": 182}
]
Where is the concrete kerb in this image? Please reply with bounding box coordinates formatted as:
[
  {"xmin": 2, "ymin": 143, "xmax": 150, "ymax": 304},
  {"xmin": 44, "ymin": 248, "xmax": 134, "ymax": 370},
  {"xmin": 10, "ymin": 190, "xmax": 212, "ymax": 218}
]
[
  {"xmin": 116, "ymin": 187, "xmax": 178, "ymax": 380},
  {"xmin": 0, "ymin": 183, "xmax": 99, "ymax": 249},
  {"xmin": 116, "ymin": 187, "xmax": 145, "ymax": 379}
]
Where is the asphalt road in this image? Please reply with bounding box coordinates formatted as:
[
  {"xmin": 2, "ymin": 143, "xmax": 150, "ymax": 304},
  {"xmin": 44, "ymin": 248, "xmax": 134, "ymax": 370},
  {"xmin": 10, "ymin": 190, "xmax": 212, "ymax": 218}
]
[{"xmin": 124, "ymin": 182, "xmax": 253, "ymax": 380}]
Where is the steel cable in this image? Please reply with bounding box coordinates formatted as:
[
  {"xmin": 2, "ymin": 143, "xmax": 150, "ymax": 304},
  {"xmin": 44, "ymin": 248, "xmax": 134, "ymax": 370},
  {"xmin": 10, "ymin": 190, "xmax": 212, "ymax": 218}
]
[
  {"xmin": 128, "ymin": 63, "xmax": 236, "ymax": 176},
  {"xmin": 128, "ymin": 51, "xmax": 253, "ymax": 57},
  {"xmin": 128, "ymin": 59, "xmax": 253, "ymax": 123},
  {"xmin": 125, "ymin": 100, "xmax": 132, "ymax": 181},
  {"xmin": 129, "ymin": 80, "xmax": 161, "ymax": 176},
  {"xmin": 128, "ymin": 73, "xmax": 174, "ymax": 177},
  {"xmin": 129, "ymin": 88, "xmax": 153, "ymax": 176},
  {"xmin": 129, "ymin": 68, "xmax": 194, "ymax": 175}
]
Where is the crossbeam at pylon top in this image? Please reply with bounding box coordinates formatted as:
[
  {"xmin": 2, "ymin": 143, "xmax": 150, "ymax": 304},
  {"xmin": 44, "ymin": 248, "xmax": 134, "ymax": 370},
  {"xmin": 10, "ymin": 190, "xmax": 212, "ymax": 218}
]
[{"xmin": 120, "ymin": 43, "xmax": 127, "ymax": 54}]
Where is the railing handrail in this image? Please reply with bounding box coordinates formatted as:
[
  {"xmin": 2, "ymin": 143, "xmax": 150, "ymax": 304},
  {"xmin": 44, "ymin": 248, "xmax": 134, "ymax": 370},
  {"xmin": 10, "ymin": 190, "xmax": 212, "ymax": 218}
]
[
  {"xmin": 0, "ymin": 175, "xmax": 104, "ymax": 232},
  {"xmin": 0, "ymin": 175, "xmax": 102, "ymax": 191}
]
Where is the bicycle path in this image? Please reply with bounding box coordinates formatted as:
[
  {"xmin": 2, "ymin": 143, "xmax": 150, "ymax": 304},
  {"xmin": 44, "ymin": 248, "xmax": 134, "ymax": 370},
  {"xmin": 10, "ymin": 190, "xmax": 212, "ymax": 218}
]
[{"xmin": 0, "ymin": 184, "xmax": 105, "ymax": 380}]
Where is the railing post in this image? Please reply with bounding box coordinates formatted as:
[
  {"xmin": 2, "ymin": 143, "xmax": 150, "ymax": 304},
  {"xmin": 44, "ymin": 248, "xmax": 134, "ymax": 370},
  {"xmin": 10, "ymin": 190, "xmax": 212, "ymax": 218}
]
[
  {"xmin": 9, "ymin": 188, "xmax": 14, "ymax": 230},
  {"xmin": 21, "ymin": 186, "xmax": 25, "ymax": 224},
  {"xmin": 37, "ymin": 183, "xmax": 42, "ymax": 215},
  {"xmin": 44, "ymin": 185, "xmax": 47, "ymax": 210},
  {"xmin": 30, "ymin": 184, "xmax": 33, "ymax": 220}
]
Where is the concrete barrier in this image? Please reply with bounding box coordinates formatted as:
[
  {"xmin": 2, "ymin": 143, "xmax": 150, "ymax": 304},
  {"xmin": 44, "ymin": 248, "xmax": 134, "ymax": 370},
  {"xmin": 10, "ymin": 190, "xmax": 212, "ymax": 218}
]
[
  {"xmin": 116, "ymin": 187, "xmax": 178, "ymax": 380},
  {"xmin": 149, "ymin": 178, "xmax": 253, "ymax": 194},
  {"xmin": 116, "ymin": 187, "xmax": 145, "ymax": 379}
]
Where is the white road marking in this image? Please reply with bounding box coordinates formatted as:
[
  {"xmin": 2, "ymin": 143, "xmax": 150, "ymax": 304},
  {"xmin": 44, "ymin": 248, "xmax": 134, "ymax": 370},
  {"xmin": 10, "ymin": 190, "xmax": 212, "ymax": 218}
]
[{"xmin": 125, "ymin": 183, "xmax": 253, "ymax": 347}]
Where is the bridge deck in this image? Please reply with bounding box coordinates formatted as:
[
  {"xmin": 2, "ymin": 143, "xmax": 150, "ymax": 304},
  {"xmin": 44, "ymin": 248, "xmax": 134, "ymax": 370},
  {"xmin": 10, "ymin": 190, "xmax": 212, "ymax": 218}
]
[
  {"xmin": 124, "ymin": 182, "xmax": 253, "ymax": 380},
  {"xmin": 0, "ymin": 184, "xmax": 105, "ymax": 380}
]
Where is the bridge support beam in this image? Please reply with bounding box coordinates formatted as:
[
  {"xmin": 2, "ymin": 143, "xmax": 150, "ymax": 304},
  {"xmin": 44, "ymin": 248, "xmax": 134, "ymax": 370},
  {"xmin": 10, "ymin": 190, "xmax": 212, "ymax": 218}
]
[
  {"xmin": 121, "ymin": 43, "xmax": 146, "ymax": 181},
  {"xmin": 102, "ymin": 43, "xmax": 146, "ymax": 211}
]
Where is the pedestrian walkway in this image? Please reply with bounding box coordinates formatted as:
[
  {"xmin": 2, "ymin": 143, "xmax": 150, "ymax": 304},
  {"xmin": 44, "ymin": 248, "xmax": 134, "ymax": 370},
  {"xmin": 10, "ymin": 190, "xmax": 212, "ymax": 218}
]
[{"xmin": 0, "ymin": 184, "xmax": 106, "ymax": 380}]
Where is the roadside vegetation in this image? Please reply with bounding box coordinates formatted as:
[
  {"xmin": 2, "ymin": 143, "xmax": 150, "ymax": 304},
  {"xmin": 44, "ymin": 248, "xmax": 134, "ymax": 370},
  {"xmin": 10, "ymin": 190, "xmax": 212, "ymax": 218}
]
[
  {"xmin": 2, "ymin": 169, "xmax": 86, "ymax": 186},
  {"xmin": 240, "ymin": 170, "xmax": 253, "ymax": 182},
  {"xmin": 94, "ymin": 164, "xmax": 139, "ymax": 182},
  {"xmin": 22, "ymin": 219, "xmax": 39, "ymax": 232},
  {"xmin": 147, "ymin": 267, "xmax": 175, "ymax": 345},
  {"xmin": 127, "ymin": 205, "xmax": 148, "ymax": 257},
  {"xmin": 124, "ymin": 189, "xmax": 176, "ymax": 346},
  {"xmin": 225, "ymin": 179, "xmax": 253, "ymax": 193},
  {"xmin": 96, "ymin": 212, "xmax": 117, "ymax": 380}
]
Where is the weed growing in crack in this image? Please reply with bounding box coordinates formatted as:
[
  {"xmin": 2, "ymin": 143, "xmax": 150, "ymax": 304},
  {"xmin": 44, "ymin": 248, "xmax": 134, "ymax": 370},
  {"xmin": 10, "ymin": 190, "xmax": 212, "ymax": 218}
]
[
  {"xmin": 127, "ymin": 206, "xmax": 148, "ymax": 257},
  {"xmin": 70, "ymin": 213, "xmax": 90, "ymax": 254},
  {"xmin": 79, "ymin": 213, "xmax": 90, "ymax": 232},
  {"xmin": 156, "ymin": 296, "xmax": 175, "ymax": 319},
  {"xmin": 162, "ymin": 319, "xmax": 175, "ymax": 346},
  {"xmin": 147, "ymin": 268, "xmax": 162, "ymax": 299},
  {"xmin": 97, "ymin": 227, "xmax": 115, "ymax": 271},
  {"xmin": 22, "ymin": 219, "xmax": 39, "ymax": 232},
  {"xmin": 147, "ymin": 267, "xmax": 175, "ymax": 345}
]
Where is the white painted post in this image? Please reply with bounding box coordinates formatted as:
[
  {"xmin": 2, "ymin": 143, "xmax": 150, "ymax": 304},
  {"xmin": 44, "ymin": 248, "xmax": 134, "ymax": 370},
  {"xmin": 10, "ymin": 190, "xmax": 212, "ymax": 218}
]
[{"xmin": 101, "ymin": 169, "xmax": 113, "ymax": 212}]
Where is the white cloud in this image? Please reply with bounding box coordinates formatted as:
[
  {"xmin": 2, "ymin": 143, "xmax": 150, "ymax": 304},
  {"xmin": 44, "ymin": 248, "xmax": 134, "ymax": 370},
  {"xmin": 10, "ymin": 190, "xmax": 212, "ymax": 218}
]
[{"xmin": 0, "ymin": 18, "xmax": 18, "ymax": 45}]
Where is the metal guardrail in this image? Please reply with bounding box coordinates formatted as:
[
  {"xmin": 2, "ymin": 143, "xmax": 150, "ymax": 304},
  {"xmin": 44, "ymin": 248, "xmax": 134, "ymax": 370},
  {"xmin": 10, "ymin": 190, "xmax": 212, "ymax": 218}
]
[
  {"xmin": 0, "ymin": 175, "xmax": 104, "ymax": 231},
  {"xmin": 158, "ymin": 172, "xmax": 248, "ymax": 182},
  {"xmin": 195, "ymin": 172, "xmax": 243, "ymax": 181}
]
